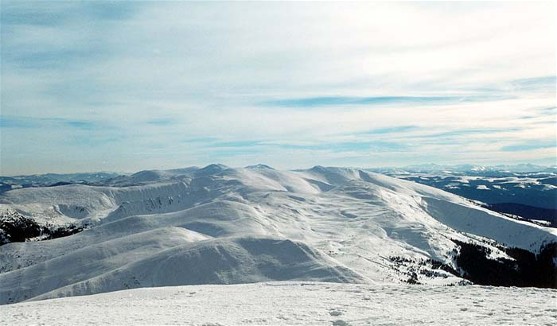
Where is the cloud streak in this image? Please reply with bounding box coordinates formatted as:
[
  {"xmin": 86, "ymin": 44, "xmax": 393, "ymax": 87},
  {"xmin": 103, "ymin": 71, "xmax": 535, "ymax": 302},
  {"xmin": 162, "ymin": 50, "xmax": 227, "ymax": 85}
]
[
  {"xmin": 501, "ymin": 141, "xmax": 556, "ymax": 152},
  {"xmin": 261, "ymin": 95, "xmax": 508, "ymax": 108}
]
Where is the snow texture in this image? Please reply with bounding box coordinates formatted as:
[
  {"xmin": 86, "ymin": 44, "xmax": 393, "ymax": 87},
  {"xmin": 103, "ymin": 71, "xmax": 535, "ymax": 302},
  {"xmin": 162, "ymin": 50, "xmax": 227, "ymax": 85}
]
[{"xmin": 1, "ymin": 282, "xmax": 555, "ymax": 325}]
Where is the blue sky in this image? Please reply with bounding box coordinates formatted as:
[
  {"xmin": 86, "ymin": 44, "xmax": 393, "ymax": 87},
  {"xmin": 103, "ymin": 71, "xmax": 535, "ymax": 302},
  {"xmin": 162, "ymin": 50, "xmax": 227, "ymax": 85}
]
[{"xmin": 1, "ymin": 1, "xmax": 555, "ymax": 175}]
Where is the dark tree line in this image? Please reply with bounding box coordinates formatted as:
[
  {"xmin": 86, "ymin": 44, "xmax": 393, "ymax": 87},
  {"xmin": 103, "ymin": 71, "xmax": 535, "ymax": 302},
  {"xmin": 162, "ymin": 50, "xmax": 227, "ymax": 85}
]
[
  {"xmin": 452, "ymin": 239, "xmax": 557, "ymax": 288},
  {"xmin": 0, "ymin": 210, "xmax": 84, "ymax": 246}
]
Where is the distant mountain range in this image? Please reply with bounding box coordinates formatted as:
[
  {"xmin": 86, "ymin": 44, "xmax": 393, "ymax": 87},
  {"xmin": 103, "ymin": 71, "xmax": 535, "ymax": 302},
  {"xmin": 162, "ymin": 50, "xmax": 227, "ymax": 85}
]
[
  {"xmin": 0, "ymin": 172, "xmax": 119, "ymax": 193},
  {"xmin": 2, "ymin": 164, "xmax": 555, "ymax": 225},
  {"xmin": 5, "ymin": 164, "xmax": 553, "ymax": 225},
  {"xmin": 375, "ymin": 163, "xmax": 556, "ymax": 174},
  {"xmin": 368, "ymin": 164, "xmax": 557, "ymax": 227},
  {"xmin": 1, "ymin": 164, "xmax": 555, "ymax": 304}
]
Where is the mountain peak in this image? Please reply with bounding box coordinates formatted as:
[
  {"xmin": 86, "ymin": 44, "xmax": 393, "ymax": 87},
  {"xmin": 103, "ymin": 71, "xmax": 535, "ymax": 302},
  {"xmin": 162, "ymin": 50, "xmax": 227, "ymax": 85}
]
[{"xmin": 245, "ymin": 164, "xmax": 274, "ymax": 170}]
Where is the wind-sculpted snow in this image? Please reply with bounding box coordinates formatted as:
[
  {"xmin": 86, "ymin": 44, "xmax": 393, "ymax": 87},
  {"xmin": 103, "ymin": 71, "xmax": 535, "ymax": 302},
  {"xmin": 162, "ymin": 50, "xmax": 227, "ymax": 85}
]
[{"xmin": 0, "ymin": 165, "xmax": 555, "ymax": 303}]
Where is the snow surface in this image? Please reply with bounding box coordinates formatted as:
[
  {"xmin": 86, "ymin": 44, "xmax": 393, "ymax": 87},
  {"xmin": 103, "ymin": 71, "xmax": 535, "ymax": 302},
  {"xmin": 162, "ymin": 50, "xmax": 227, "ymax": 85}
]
[
  {"xmin": 1, "ymin": 166, "xmax": 555, "ymax": 304},
  {"xmin": 1, "ymin": 282, "xmax": 555, "ymax": 325}
]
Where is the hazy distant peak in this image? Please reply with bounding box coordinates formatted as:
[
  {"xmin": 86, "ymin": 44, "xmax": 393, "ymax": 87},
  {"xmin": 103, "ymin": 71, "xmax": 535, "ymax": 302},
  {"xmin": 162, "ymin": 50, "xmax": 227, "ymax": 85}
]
[{"xmin": 245, "ymin": 164, "xmax": 274, "ymax": 170}]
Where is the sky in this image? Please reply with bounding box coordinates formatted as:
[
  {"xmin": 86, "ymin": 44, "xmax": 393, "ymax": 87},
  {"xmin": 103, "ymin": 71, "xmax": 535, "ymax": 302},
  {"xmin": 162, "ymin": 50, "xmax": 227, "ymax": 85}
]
[{"xmin": 0, "ymin": 1, "xmax": 555, "ymax": 175}]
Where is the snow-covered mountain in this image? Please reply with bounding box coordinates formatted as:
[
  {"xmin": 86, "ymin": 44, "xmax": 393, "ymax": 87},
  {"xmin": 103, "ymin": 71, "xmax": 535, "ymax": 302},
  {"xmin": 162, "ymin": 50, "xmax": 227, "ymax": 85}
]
[
  {"xmin": 1, "ymin": 165, "xmax": 555, "ymax": 304},
  {"xmin": 0, "ymin": 172, "xmax": 119, "ymax": 194},
  {"xmin": 372, "ymin": 165, "xmax": 557, "ymax": 226}
]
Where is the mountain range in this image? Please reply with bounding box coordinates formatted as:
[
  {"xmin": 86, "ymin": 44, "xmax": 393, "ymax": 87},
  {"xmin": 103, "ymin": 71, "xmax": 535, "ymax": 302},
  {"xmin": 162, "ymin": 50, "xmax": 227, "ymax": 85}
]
[{"xmin": 1, "ymin": 164, "xmax": 555, "ymax": 305}]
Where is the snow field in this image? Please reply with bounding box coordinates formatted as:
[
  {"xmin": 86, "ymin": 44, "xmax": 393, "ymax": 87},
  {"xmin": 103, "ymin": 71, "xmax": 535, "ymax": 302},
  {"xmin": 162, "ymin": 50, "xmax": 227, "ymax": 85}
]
[{"xmin": 2, "ymin": 282, "xmax": 556, "ymax": 325}]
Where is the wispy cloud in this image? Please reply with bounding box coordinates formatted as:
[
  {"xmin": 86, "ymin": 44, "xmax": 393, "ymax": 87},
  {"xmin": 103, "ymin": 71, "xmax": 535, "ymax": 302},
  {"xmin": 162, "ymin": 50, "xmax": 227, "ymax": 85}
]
[
  {"xmin": 263, "ymin": 95, "xmax": 511, "ymax": 108},
  {"xmin": 263, "ymin": 96, "xmax": 460, "ymax": 108},
  {"xmin": 0, "ymin": 116, "xmax": 106, "ymax": 130},
  {"xmin": 146, "ymin": 118, "xmax": 175, "ymax": 126},
  {"xmin": 357, "ymin": 126, "xmax": 420, "ymax": 135},
  {"xmin": 510, "ymin": 76, "xmax": 556, "ymax": 92},
  {"xmin": 0, "ymin": 116, "xmax": 39, "ymax": 128},
  {"xmin": 501, "ymin": 141, "xmax": 556, "ymax": 152},
  {"xmin": 419, "ymin": 127, "xmax": 523, "ymax": 139},
  {"xmin": 0, "ymin": 1, "xmax": 555, "ymax": 174}
]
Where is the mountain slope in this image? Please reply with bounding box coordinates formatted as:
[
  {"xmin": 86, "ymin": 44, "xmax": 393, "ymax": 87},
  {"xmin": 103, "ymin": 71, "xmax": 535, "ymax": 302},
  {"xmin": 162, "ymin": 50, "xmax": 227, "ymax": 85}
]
[{"xmin": 1, "ymin": 165, "xmax": 555, "ymax": 304}]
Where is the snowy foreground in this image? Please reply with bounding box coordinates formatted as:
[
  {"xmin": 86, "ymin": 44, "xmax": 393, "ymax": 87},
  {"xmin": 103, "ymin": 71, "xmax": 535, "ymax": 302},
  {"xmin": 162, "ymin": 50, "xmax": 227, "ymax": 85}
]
[{"xmin": 2, "ymin": 282, "xmax": 555, "ymax": 325}]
